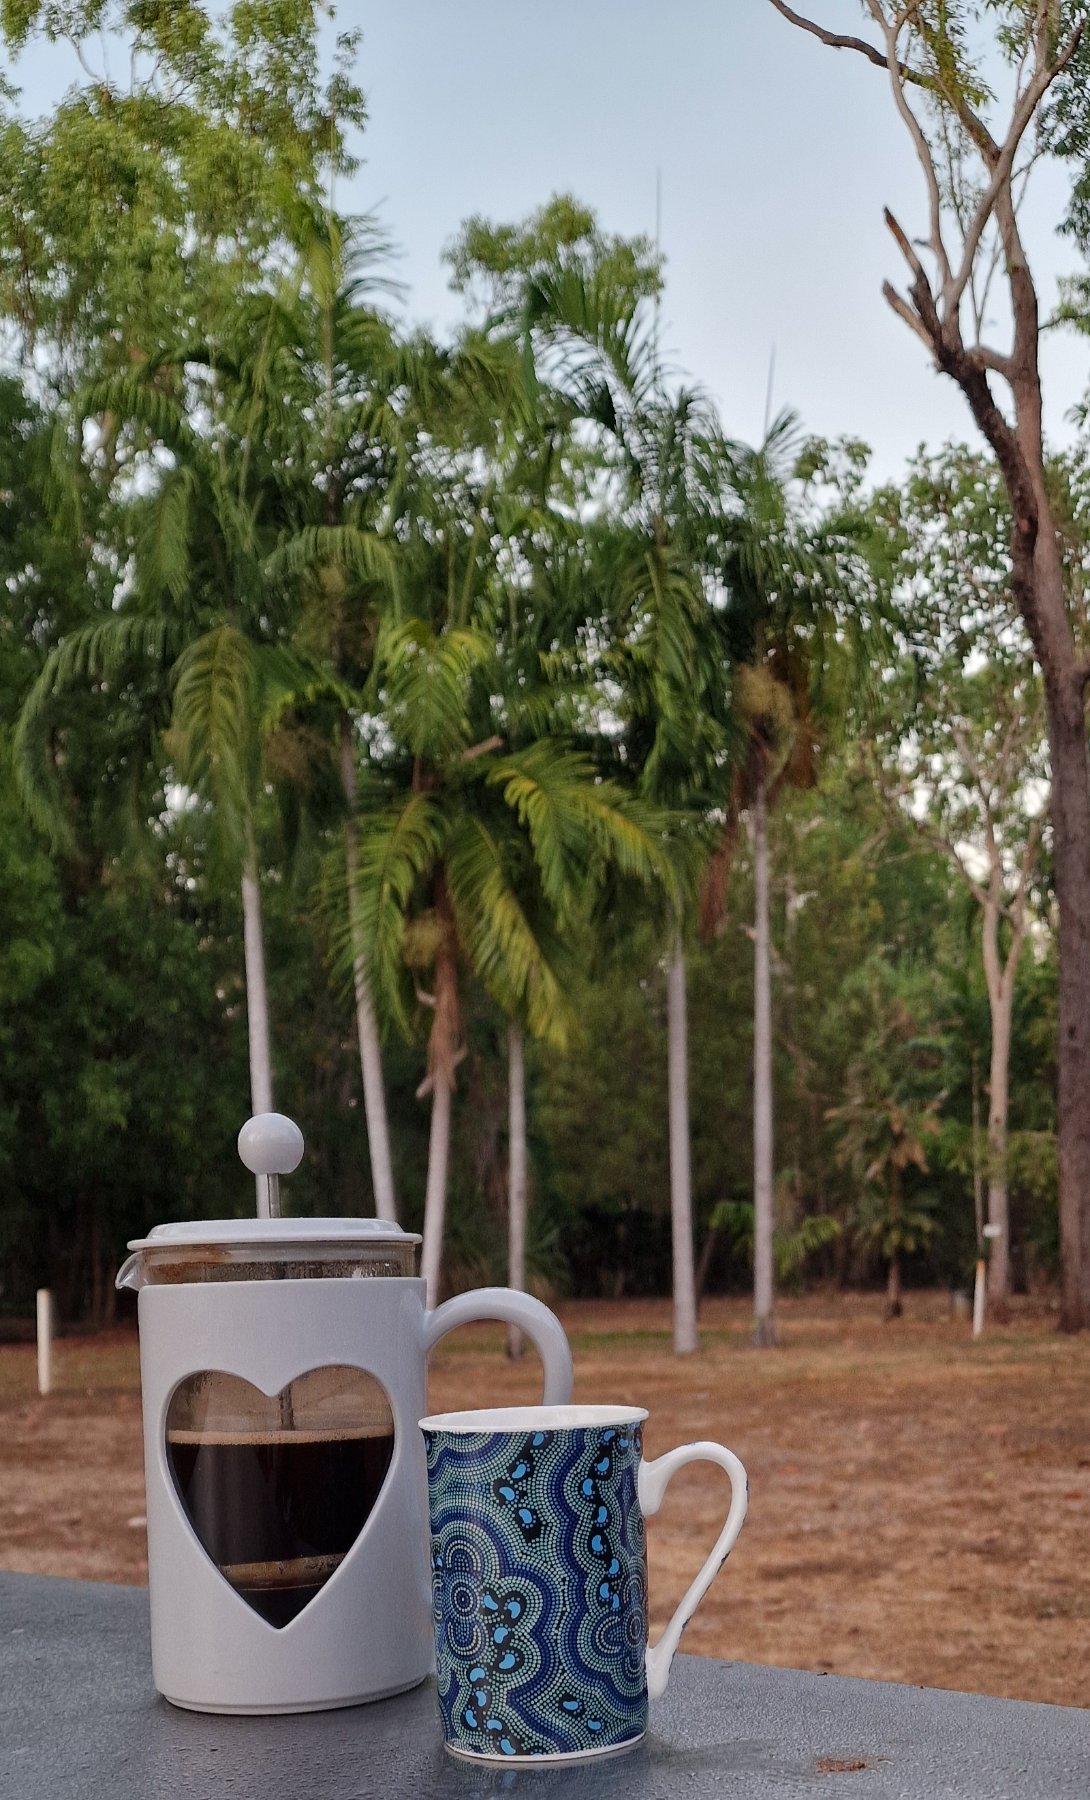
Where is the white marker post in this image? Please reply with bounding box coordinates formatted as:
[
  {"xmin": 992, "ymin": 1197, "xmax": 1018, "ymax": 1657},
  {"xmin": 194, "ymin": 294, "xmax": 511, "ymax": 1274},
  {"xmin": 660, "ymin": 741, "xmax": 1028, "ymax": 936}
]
[
  {"xmin": 973, "ymin": 1224, "xmax": 1002, "ymax": 1339},
  {"xmin": 36, "ymin": 1288, "xmax": 54, "ymax": 1395}
]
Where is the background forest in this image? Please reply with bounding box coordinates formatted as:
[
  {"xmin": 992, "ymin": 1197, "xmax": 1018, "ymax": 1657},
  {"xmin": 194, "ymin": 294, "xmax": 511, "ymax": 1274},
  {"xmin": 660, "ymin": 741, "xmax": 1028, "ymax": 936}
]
[{"xmin": 0, "ymin": 2, "xmax": 1085, "ymax": 1337}]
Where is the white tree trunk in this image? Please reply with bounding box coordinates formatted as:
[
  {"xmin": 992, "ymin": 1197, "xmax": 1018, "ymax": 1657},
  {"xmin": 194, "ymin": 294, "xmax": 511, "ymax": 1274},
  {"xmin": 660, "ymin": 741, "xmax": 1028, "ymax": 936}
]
[
  {"xmin": 420, "ymin": 1076, "xmax": 453, "ymax": 1308},
  {"xmin": 340, "ymin": 721, "xmax": 398, "ymax": 1221},
  {"xmin": 981, "ymin": 893, "xmax": 1024, "ymax": 1315},
  {"xmin": 241, "ymin": 844, "xmax": 274, "ymax": 1217},
  {"xmin": 986, "ymin": 995, "xmax": 1012, "ymax": 1309},
  {"xmin": 667, "ymin": 934, "xmax": 698, "ymax": 1354},
  {"xmin": 752, "ymin": 764, "xmax": 777, "ymax": 1347},
  {"xmin": 507, "ymin": 1022, "xmax": 528, "ymax": 1360}
]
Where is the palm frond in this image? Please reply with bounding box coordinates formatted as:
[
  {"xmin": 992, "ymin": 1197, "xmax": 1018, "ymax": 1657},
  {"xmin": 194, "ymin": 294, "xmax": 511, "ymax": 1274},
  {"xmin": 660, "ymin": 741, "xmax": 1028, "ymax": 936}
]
[
  {"xmin": 169, "ymin": 626, "xmax": 258, "ymax": 851},
  {"xmin": 139, "ymin": 463, "xmax": 197, "ymax": 603},
  {"xmin": 266, "ymin": 525, "xmax": 399, "ymax": 592},
  {"xmin": 328, "ymin": 791, "xmax": 445, "ymax": 1034},
  {"xmin": 445, "ymin": 815, "xmax": 573, "ymax": 1047},
  {"xmin": 377, "ymin": 619, "xmax": 495, "ymax": 761},
  {"xmin": 483, "ymin": 740, "xmax": 678, "ymax": 917}
]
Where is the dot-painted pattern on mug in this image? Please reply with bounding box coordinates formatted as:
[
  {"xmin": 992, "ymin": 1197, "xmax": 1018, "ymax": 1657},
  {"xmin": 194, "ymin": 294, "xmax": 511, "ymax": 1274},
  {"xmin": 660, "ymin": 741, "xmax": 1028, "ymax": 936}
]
[{"xmin": 424, "ymin": 1424, "xmax": 649, "ymax": 1757}]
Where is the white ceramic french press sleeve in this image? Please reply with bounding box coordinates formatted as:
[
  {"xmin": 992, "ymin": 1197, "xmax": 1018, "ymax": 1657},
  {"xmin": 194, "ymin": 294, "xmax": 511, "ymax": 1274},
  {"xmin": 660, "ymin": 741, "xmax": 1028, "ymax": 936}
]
[{"xmin": 639, "ymin": 1442, "xmax": 749, "ymax": 1699}]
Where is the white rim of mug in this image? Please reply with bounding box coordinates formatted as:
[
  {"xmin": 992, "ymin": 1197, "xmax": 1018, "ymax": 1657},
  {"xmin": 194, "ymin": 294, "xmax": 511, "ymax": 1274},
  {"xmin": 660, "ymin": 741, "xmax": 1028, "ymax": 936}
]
[{"xmin": 418, "ymin": 1404, "xmax": 649, "ymax": 1433}]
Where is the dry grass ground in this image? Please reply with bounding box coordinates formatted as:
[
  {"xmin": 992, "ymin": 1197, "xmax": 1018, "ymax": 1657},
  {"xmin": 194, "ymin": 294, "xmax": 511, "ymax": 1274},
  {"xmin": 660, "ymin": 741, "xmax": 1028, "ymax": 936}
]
[{"xmin": 2, "ymin": 1290, "xmax": 1088, "ymax": 1708}]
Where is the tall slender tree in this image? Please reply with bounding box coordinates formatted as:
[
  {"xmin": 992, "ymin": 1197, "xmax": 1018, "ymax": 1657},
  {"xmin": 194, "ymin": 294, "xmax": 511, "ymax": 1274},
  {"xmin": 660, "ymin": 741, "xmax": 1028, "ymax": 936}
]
[
  {"xmin": 866, "ymin": 447, "xmax": 1049, "ymax": 1313},
  {"xmin": 703, "ymin": 418, "xmax": 867, "ymax": 1345}
]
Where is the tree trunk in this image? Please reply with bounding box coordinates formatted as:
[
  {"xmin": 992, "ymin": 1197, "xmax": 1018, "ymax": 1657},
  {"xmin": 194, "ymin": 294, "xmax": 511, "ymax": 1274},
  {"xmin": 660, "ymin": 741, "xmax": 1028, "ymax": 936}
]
[
  {"xmin": 946, "ymin": 374, "xmax": 1090, "ymax": 1329},
  {"xmin": 1044, "ymin": 693, "xmax": 1090, "ymax": 1330},
  {"xmin": 241, "ymin": 835, "xmax": 273, "ymax": 1217},
  {"xmin": 885, "ymin": 1253, "xmax": 903, "ymax": 1321},
  {"xmin": 340, "ymin": 717, "xmax": 398, "ymax": 1221},
  {"xmin": 695, "ymin": 1227, "xmax": 720, "ymax": 1309},
  {"xmin": 667, "ymin": 933, "xmax": 699, "ymax": 1354},
  {"xmin": 507, "ymin": 1021, "xmax": 528, "ymax": 1360},
  {"xmin": 420, "ymin": 1075, "xmax": 452, "ymax": 1309},
  {"xmin": 982, "ymin": 900, "xmax": 1016, "ymax": 1317},
  {"xmin": 419, "ymin": 877, "xmax": 462, "ymax": 1307},
  {"xmin": 752, "ymin": 763, "xmax": 778, "ymax": 1347},
  {"xmin": 936, "ymin": 238, "xmax": 1090, "ymax": 1331}
]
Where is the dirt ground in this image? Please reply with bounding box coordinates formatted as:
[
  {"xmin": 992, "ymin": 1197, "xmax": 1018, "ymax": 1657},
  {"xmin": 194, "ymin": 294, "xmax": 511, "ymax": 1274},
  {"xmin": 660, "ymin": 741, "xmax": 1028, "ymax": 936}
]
[{"xmin": 2, "ymin": 1290, "xmax": 1088, "ymax": 1709}]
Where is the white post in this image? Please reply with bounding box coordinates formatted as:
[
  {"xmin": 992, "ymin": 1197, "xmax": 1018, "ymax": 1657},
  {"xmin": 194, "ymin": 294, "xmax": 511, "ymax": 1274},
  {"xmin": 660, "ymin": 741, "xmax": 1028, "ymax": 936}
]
[
  {"xmin": 36, "ymin": 1289, "xmax": 53, "ymax": 1396},
  {"xmin": 975, "ymin": 1224, "xmax": 1002, "ymax": 1337}
]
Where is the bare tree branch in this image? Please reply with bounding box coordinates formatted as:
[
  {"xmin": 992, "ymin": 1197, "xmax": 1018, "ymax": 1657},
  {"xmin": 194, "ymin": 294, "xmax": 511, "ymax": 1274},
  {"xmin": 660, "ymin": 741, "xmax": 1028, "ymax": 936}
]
[
  {"xmin": 1014, "ymin": 811, "xmax": 1044, "ymax": 917},
  {"xmin": 882, "ymin": 280, "xmax": 936, "ymax": 354},
  {"xmin": 866, "ymin": 0, "xmax": 952, "ymax": 293},
  {"xmin": 766, "ymin": 0, "xmax": 912, "ymax": 74},
  {"xmin": 946, "ymin": 21, "xmax": 1085, "ymax": 318}
]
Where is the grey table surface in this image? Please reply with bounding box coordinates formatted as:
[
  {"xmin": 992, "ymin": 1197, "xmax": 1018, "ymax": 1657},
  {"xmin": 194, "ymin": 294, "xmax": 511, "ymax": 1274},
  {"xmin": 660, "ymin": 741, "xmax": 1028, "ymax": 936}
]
[{"xmin": 1, "ymin": 1573, "xmax": 1087, "ymax": 1800}]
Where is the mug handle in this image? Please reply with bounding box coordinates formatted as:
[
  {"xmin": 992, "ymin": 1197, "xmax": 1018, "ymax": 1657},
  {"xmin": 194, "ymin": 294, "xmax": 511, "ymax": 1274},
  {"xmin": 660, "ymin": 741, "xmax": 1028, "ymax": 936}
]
[
  {"xmin": 422, "ymin": 1288, "xmax": 574, "ymax": 1404},
  {"xmin": 639, "ymin": 1441, "xmax": 749, "ymax": 1699}
]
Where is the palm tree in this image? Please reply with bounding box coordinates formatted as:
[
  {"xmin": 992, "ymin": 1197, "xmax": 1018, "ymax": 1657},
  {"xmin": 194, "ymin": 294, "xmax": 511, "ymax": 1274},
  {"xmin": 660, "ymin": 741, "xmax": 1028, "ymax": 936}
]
[
  {"xmin": 513, "ymin": 267, "xmax": 732, "ymax": 1354},
  {"xmin": 345, "ymin": 595, "xmax": 672, "ymax": 1300},
  {"xmin": 827, "ymin": 962, "xmax": 946, "ymax": 1319},
  {"xmin": 14, "ymin": 337, "xmax": 323, "ymax": 1204},
  {"xmin": 707, "ymin": 414, "xmax": 868, "ymax": 1346},
  {"xmin": 236, "ymin": 218, "xmax": 415, "ymax": 1218}
]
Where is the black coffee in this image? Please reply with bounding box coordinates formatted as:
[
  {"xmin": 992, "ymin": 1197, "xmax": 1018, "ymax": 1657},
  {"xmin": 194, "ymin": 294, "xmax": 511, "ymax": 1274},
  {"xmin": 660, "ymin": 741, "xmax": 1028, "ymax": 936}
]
[{"xmin": 167, "ymin": 1427, "xmax": 394, "ymax": 1628}]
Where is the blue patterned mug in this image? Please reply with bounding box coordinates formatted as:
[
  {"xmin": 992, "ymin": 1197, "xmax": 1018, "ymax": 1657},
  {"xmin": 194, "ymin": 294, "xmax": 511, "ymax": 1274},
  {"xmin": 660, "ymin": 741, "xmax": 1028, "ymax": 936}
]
[{"xmin": 420, "ymin": 1404, "xmax": 748, "ymax": 1763}]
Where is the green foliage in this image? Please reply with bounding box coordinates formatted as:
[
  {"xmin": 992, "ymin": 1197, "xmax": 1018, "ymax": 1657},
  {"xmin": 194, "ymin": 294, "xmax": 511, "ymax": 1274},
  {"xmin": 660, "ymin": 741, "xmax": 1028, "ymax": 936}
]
[
  {"xmin": 707, "ymin": 1198, "xmax": 841, "ymax": 1287},
  {"xmin": 446, "ymin": 193, "xmax": 662, "ymax": 321},
  {"xmin": 0, "ymin": 1, "xmax": 366, "ymax": 368}
]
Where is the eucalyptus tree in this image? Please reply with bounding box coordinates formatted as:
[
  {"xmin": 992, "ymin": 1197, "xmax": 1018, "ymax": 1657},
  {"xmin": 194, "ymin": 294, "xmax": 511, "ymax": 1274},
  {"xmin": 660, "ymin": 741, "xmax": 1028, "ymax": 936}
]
[
  {"xmin": 865, "ymin": 447, "xmax": 1049, "ymax": 1312},
  {"xmin": 0, "ymin": 3, "xmax": 366, "ymax": 380},
  {"xmin": 768, "ymin": 0, "xmax": 1090, "ymax": 1330}
]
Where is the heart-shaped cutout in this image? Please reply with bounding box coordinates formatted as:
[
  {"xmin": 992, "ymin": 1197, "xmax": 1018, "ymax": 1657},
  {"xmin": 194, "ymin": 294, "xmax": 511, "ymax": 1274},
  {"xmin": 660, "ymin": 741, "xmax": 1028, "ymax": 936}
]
[{"xmin": 166, "ymin": 1366, "xmax": 394, "ymax": 1629}]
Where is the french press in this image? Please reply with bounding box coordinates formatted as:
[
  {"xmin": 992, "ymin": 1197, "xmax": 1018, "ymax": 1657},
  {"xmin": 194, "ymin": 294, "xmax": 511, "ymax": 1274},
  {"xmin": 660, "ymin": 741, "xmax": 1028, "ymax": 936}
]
[{"xmin": 117, "ymin": 1114, "xmax": 573, "ymax": 1714}]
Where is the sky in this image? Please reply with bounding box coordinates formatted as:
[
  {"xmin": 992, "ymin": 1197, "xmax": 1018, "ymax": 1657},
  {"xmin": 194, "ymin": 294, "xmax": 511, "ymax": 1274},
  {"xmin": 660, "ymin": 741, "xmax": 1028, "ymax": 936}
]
[{"xmin": 6, "ymin": 2, "xmax": 1089, "ymax": 480}]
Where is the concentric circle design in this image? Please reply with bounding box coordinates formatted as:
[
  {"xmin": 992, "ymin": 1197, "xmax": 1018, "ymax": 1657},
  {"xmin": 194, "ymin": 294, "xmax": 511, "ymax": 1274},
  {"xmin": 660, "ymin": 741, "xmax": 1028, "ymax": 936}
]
[{"xmin": 424, "ymin": 1423, "xmax": 648, "ymax": 1758}]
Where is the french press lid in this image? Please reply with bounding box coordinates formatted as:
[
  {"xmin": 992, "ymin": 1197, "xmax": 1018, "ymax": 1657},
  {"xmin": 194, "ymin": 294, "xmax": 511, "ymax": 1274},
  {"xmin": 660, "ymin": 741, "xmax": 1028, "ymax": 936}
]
[{"xmin": 115, "ymin": 1113, "xmax": 420, "ymax": 1290}]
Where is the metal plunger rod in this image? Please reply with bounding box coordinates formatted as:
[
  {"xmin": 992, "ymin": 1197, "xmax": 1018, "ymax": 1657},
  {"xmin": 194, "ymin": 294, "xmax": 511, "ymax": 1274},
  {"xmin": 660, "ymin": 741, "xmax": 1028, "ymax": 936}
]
[{"xmin": 237, "ymin": 1114, "xmax": 304, "ymax": 1427}]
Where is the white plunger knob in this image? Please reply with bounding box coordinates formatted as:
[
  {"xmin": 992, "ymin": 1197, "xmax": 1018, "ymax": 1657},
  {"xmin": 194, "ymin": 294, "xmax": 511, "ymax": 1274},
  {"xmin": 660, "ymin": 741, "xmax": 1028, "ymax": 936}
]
[{"xmin": 238, "ymin": 1113, "xmax": 305, "ymax": 1177}]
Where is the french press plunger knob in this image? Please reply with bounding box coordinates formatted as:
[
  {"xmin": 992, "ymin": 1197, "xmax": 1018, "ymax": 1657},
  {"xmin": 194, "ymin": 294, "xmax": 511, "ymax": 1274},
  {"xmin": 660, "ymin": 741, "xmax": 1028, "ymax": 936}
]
[{"xmin": 237, "ymin": 1112, "xmax": 305, "ymax": 1218}]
